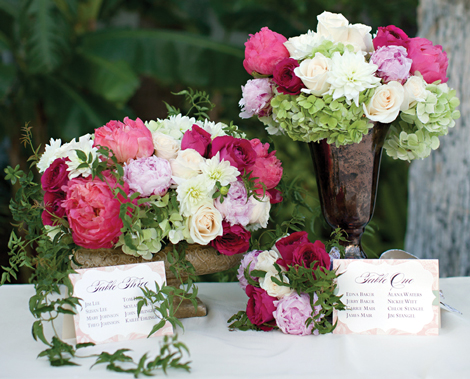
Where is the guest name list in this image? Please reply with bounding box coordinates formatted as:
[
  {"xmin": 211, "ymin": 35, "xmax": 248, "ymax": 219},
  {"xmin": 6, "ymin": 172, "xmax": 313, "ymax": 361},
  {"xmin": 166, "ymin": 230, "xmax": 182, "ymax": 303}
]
[{"xmin": 333, "ymin": 260, "xmax": 439, "ymax": 335}]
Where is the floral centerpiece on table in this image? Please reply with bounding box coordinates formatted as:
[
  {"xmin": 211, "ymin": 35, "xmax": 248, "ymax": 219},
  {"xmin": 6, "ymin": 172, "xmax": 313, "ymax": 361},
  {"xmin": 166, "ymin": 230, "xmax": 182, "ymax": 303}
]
[
  {"xmin": 37, "ymin": 98, "xmax": 283, "ymax": 259},
  {"xmin": 229, "ymin": 231, "xmax": 345, "ymax": 335},
  {"xmin": 239, "ymin": 11, "xmax": 460, "ymax": 161}
]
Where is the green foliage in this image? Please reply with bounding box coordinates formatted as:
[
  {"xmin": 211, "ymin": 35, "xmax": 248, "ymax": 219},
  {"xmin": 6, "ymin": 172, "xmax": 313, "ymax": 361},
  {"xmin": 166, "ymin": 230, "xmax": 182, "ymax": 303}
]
[{"xmin": 227, "ymin": 311, "xmax": 264, "ymax": 331}]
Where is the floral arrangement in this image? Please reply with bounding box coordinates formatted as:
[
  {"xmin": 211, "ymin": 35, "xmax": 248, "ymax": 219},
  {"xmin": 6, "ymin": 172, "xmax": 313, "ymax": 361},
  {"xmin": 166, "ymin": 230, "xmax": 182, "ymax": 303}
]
[
  {"xmin": 239, "ymin": 11, "xmax": 460, "ymax": 161},
  {"xmin": 37, "ymin": 101, "xmax": 283, "ymax": 259},
  {"xmin": 229, "ymin": 231, "xmax": 345, "ymax": 335}
]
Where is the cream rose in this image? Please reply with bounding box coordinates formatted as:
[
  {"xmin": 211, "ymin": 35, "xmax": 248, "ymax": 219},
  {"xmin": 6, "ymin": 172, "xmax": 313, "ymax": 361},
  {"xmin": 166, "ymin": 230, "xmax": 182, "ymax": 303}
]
[
  {"xmin": 247, "ymin": 195, "xmax": 271, "ymax": 231},
  {"xmin": 186, "ymin": 204, "xmax": 223, "ymax": 245},
  {"xmin": 401, "ymin": 75, "xmax": 428, "ymax": 111},
  {"xmin": 152, "ymin": 132, "xmax": 180, "ymax": 160},
  {"xmin": 259, "ymin": 268, "xmax": 294, "ymax": 299},
  {"xmin": 346, "ymin": 23, "xmax": 373, "ymax": 52},
  {"xmin": 294, "ymin": 53, "xmax": 331, "ymax": 96},
  {"xmin": 170, "ymin": 148, "xmax": 204, "ymax": 180},
  {"xmin": 255, "ymin": 250, "xmax": 281, "ymax": 272},
  {"xmin": 363, "ymin": 81, "xmax": 405, "ymax": 123}
]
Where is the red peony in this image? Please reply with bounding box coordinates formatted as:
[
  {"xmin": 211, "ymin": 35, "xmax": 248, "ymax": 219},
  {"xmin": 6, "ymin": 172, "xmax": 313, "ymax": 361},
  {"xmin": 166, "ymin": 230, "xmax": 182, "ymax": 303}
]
[
  {"xmin": 209, "ymin": 136, "xmax": 257, "ymax": 173},
  {"xmin": 243, "ymin": 27, "xmax": 290, "ymax": 76},
  {"xmin": 94, "ymin": 117, "xmax": 154, "ymax": 163},
  {"xmin": 406, "ymin": 37, "xmax": 448, "ymax": 84},
  {"xmin": 292, "ymin": 240, "xmax": 330, "ymax": 271},
  {"xmin": 245, "ymin": 285, "xmax": 277, "ymax": 331},
  {"xmin": 210, "ymin": 222, "xmax": 251, "ymax": 256},
  {"xmin": 181, "ymin": 124, "xmax": 212, "ymax": 157},
  {"xmin": 273, "ymin": 58, "xmax": 305, "ymax": 95},
  {"xmin": 275, "ymin": 232, "xmax": 310, "ymax": 268},
  {"xmin": 41, "ymin": 158, "xmax": 69, "ymax": 193},
  {"xmin": 373, "ymin": 25, "xmax": 410, "ymax": 50},
  {"xmin": 62, "ymin": 173, "xmax": 130, "ymax": 249}
]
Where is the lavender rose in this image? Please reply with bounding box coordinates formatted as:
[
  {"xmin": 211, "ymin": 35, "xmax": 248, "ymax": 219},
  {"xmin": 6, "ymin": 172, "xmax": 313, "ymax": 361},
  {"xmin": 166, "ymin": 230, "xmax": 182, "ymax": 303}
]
[
  {"xmin": 370, "ymin": 45, "xmax": 412, "ymax": 84},
  {"xmin": 124, "ymin": 156, "xmax": 172, "ymax": 197},
  {"xmin": 215, "ymin": 181, "xmax": 254, "ymax": 226},
  {"xmin": 239, "ymin": 78, "xmax": 274, "ymax": 119},
  {"xmin": 237, "ymin": 250, "xmax": 262, "ymax": 291},
  {"xmin": 273, "ymin": 292, "xmax": 322, "ymax": 336}
]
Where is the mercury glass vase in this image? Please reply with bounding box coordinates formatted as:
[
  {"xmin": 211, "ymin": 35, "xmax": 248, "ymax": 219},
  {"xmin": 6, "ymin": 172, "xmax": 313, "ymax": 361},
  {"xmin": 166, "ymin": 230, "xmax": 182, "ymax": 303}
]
[{"xmin": 309, "ymin": 123, "xmax": 390, "ymax": 259}]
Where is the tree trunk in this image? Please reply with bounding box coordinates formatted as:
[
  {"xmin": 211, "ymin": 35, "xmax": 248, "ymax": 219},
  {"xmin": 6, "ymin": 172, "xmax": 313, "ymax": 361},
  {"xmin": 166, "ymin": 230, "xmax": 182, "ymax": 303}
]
[{"xmin": 406, "ymin": 0, "xmax": 470, "ymax": 277}]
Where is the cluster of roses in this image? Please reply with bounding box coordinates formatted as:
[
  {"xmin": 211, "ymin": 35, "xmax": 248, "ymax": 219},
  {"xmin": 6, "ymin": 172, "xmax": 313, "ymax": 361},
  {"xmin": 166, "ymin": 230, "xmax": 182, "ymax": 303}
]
[
  {"xmin": 38, "ymin": 114, "xmax": 283, "ymax": 258},
  {"xmin": 237, "ymin": 232, "xmax": 337, "ymax": 336},
  {"xmin": 239, "ymin": 11, "xmax": 459, "ymax": 161}
]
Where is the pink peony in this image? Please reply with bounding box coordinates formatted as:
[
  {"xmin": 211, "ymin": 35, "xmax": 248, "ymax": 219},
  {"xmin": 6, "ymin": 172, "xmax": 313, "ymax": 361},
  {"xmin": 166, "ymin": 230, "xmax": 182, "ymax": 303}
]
[
  {"xmin": 249, "ymin": 138, "xmax": 270, "ymax": 158},
  {"xmin": 124, "ymin": 156, "xmax": 172, "ymax": 197},
  {"xmin": 181, "ymin": 124, "xmax": 212, "ymax": 157},
  {"xmin": 373, "ymin": 25, "xmax": 410, "ymax": 50},
  {"xmin": 273, "ymin": 58, "xmax": 305, "ymax": 95},
  {"xmin": 41, "ymin": 158, "xmax": 69, "ymax": 192},
  {"xmin": 237, "ymin": 250, "xmax": 262, "ymax": 291},
  {"xmin": 62, "ymin": 173, "xmax": 129, "ymax": 249},
  {"xmin": 406, "ymin": 37, "xmax": 448, "ymax": 84},
  {"xmin": 42, "ymin": 191, "xmax": 66, "ymax": 226},
  {"xmin": 245, "ymin": 284, "xmax": 277, "ymax": 331},
  {"xmin": 210, "ymin": 221, "xmax": 251, "ymax": 256},
  {"xmin": 243, "ymin": 27, "xmax": 290, "ymax": 76},
  {"xmin": 239, "ymin": 78, "xmax": 274, "ymax": 119},
  {"xmin": 370, "ymin": 45, "xmax": 412, "ymax": 84},
  {"xmin": 210, "ymin": 136, "xmax": 257, "ymax": 173},
  {"xmin": 214, "ymin": 181, "xmax": 254, "ymax": 227},
  {"xmin": 94, "ymin": 117, "xmax": 154, "ymax": 163},
  {"xmin": 275, "ymin": 232, "xmax": 310, "ymax": 268},
  {"xmin": 251, "ymin": 152, "xmax": 283, "ymax": 191},
  {"xmin": 273, "ymin": 292, "xmax": 321, "ymax": 336}
]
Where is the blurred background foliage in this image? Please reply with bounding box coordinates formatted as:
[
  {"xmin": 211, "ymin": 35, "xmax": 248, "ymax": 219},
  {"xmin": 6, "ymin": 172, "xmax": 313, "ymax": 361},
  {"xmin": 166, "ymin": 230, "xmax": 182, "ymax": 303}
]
[{"xmin": 0, "ymin": 0, "xmax": 417, "ymax": 282}]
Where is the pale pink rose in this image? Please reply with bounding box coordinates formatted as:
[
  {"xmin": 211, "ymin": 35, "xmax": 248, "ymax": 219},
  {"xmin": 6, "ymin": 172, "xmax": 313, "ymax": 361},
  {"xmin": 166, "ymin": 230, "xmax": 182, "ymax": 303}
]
[
  {"xmin": 124, "ymin": 156, "xmax": 172, "ymax": 197},
  {"xmin": 62, "ymin": 173, "xmax": 129, "ymax": 249},
  {"xmin": 215, "ymin": 181, "xmax": 254, "ymax": 227},
  {"xmin": 273, "ymin": 292, "xmax": 321, "ymax": 336},
  {"xmin": 370, "ymin": 45, "xmax": 412, "ymax": 84},
  {"xmin": 243, "ymin": 27, "xmax": 289, "ymax": 76},
  {"xmin": 94, "ymin": 117, "xmax": 154, "ymax": 163},
  {"xmin": 239, "ymin": 78, "xmax": 274, "ymax": 119}
]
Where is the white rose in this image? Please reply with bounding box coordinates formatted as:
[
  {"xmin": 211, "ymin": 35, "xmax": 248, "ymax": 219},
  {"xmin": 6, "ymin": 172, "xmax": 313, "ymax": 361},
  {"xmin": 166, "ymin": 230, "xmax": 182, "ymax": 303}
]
[
  {"xmin": 186, "ymin": 204, "xmax": 223, "ymax": 245},
  {"xmin": 254, "ymin": 250, "xmax": 281, "ymax": 272},
  {"xmin": 152, "ymin": 132, "xmax": 180, "ymax": 160},
  {"xmin": 401, "ymin": 75, "xmax": 428, "ymax": 111},
  {"xmin": 247, "ymin": 195, "xmax": 271, "ymax": 231},
  {"xmin": 284, "ymin": 31, "xmax": 325, "ymax": 60},
  {"xmin": 170, "ymin": 149, "xmax": 204, "ymax": 180},
  {"xmin": 259, "ymin": 268, "xmax": 294, "ymax": 299},
  {"xmin": 317, "ymin": 11, "xmax": 349, "ymax": 42},
  {"xmin": 294, "ymin": 53, "xmax": 331, "ymax": 96},
  {"xmin": 346, "ymin": 23, "xmax": 373, "ymax": 52},
  {"xmin": 363, "ymin": 81, "xmax": 405, "ymax": 123}
]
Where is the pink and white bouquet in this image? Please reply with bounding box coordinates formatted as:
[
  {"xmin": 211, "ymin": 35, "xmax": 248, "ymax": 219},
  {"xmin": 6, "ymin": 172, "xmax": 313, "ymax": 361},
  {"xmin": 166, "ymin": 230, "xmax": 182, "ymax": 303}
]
[
  {"xmin": 239, "ymin": 11, "xmax": 460, "ymax": 161},
  {"xmin": 230, "ymin": 232, "xmax": 344, "ymax": 335},
  {"xmin": 38, "ymin": 113, "xmax": 283, "ymax": 259}
]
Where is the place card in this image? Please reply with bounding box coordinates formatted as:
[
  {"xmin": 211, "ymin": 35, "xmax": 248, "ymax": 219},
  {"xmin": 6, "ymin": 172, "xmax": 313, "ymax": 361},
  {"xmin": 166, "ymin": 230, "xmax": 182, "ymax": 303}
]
[
  {"xmin": 68, "ymin": 261, "xmax": 173, "ymax": 344},
  {"xmin": 332, "ymin": 259, "xmax": 439, "ymax": 336}
]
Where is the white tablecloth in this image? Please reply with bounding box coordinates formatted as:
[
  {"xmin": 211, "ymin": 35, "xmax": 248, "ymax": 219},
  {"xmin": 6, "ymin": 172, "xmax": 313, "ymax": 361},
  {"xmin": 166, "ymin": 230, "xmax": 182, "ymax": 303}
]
[{"xmin": 1, "ymin": 279, "xmax": 469, "ymax": 379}]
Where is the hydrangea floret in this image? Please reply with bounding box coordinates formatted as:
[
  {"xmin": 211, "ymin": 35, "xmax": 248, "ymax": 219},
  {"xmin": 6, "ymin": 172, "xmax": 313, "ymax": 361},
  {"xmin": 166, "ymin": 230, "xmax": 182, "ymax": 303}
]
[{"xmin": 239, "ymin": 11, "xmax": 460, "ymax": 161}]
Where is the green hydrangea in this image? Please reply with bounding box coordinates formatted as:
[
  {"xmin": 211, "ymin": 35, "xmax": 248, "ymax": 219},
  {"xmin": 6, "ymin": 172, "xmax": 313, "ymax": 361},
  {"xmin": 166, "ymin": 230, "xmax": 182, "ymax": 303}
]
[
  {"xmin": 306, "ymin": 40, "xmax": 354, "ymax": 59},
  {"xmin": 116, "ymin": 221, "xmax": 163, "ymax": 260},
  {"xmin": 384, "ymin": 83, "xmax": 460, "ymax": 161},
  {"xmin": 271, "ymin": 90, "xmax": 375, "ymax": 146}
]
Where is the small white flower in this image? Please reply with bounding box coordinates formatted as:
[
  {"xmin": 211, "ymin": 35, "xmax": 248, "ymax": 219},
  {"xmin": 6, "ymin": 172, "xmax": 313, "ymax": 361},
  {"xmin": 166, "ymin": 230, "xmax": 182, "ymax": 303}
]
[
  {"xmin": 247, "ymin": 195, "xmax": 271, "ymax": 231},
  {"xmin": 65, "ymin": 134, "xmax": 99, "ymax": 179},
  {"xmin": 327, "ymin": 50, "xmax": 381, "ymax": 106},
  {"xmin": 196, "ymin": 120, "xmax": 227, "ymax": 139},
  {"xmin": 37, "ymin": 138, "xmax": 63, "ymax": 173},
  {"xmin": 145, "ymin": 114, "xmax": 197, "ymax": 140},
  {"xmin": 175, "ymin": 175, "xmax": 214, "ymax": 217},
  {"xmin": 284, "ymin": 30, "xmax": 325, "ymax": 60},
  {"xmin": 200, "ymin": 152, "xmax": 239, "ymax": 187}
]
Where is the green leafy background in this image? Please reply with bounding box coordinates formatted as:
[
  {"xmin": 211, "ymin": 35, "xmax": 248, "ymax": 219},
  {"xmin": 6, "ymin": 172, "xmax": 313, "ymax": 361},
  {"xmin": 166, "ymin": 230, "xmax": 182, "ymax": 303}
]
[{"xmin": 0, "ymin": 0, "xmax": 416, "ymax": 283}]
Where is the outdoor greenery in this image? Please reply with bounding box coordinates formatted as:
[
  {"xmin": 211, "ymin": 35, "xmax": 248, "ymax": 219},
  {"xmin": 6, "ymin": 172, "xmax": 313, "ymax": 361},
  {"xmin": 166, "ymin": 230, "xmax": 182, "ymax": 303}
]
[{"xmin": 0, "ymin": 0, "xmax": 418, "ymax": 282}]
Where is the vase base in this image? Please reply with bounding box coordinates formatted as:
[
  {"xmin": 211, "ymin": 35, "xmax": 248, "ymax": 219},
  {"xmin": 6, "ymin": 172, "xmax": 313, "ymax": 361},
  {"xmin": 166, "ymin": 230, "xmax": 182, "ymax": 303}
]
[
  {"xmin": 343, "ymin": 245, "xmax": 367, "ymax": 259},
  {"xmin": 174, "ymin": 297, "xmax": 207, "ymax": 318}
]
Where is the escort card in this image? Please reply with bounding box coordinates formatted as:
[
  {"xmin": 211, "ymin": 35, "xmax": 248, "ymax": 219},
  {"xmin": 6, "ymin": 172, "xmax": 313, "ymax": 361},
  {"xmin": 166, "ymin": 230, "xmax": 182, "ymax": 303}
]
[
  {"xmin": 69, "ymin": 261, "xmax": 173, "ymax": 344},
  {"xmin": 332, "ymin": 259, "xmax": 439, "ymax": 336}
]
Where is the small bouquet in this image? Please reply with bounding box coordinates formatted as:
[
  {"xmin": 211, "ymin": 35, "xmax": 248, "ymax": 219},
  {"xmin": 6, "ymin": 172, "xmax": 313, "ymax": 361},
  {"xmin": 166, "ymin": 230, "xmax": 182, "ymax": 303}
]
[
  {"xmin": 229, "ymin": 231, "xmax": 345, "ymax": 335},
  {"xmin": 36, "ymin": 96, "xmax": 283, "ymax": 259},
  {"xmin": 239, "ymin": 11, "xmax": 460, "ymax": 161}
]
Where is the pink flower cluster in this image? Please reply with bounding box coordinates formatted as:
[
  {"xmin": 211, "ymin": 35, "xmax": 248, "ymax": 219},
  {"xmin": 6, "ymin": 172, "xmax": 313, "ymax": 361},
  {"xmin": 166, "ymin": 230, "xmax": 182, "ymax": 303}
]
[
  {"xmin": 238, "ymin": 232, "xmax": 332, "ymax": 335},
  {"xmin": 40, "ymin": 116, "xmax": 285, "ymax": 255}
]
